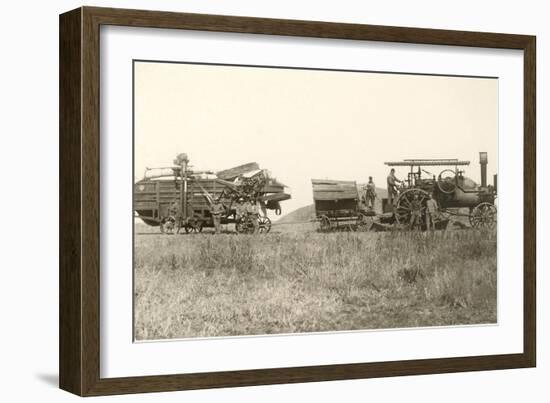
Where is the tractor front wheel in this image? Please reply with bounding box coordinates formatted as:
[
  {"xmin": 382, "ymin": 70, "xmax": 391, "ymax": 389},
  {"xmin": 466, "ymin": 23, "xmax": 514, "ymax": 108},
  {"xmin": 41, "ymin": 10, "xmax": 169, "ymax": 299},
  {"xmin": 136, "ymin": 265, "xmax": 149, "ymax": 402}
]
[{"xmin": 469, "ymin": 202, "xmax": 497, "ymax": 229}]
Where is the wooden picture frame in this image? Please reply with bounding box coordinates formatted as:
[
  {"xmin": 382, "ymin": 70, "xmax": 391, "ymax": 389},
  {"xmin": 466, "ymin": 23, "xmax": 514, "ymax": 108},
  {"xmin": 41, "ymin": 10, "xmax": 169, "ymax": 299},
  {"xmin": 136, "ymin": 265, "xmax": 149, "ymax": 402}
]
[{"xmin": 59, "ymin": 6, "xmax": 536, "ymax": 396}]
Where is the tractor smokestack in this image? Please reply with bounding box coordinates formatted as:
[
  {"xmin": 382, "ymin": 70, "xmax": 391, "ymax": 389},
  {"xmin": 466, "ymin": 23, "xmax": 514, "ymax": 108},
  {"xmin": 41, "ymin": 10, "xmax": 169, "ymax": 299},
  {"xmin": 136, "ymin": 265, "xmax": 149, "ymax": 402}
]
[{"xmin": 479, "ymin": 152, "xmax": 488, "ymax": 188}]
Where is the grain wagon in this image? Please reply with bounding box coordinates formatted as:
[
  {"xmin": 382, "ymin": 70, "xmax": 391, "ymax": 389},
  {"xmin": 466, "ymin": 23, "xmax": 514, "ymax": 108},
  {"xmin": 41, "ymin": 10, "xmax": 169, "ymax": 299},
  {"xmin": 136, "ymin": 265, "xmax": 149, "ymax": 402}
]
[{"xmin": 311, "ymin": 179, "xmax": 371, "ymax": 231}]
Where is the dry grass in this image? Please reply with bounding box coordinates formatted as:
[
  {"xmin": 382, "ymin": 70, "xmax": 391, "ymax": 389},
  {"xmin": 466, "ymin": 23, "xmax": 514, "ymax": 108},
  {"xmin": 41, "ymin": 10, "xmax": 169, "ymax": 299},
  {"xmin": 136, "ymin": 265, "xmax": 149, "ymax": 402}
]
[{"xmin": 134, "ymin": 225, "xmax": 497, "ymax": 340}]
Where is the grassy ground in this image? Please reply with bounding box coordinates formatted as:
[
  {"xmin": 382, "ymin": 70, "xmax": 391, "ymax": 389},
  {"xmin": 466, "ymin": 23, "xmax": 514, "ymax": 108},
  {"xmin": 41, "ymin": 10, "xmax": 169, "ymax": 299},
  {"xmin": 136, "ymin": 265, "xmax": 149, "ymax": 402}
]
[{"xmin": 134, "ymin": 223, "xmax": 497, "ymax": 340}]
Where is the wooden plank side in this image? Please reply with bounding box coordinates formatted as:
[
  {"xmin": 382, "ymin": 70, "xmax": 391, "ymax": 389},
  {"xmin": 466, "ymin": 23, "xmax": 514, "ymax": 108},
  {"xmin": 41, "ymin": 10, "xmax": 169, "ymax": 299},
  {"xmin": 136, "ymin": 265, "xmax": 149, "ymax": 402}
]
[
  {"xmin": 314, "ymin": 203, "xmax": 358, "ymax": 219},
  {"xmin": 312, "ymin": 179, "xmax": 358, "ymax": 201},
  {"xmin": 312, "ymin": 179, "xmax": 356, "ymax": 186},
  {"xmin": 313, "ymin": 192, "xmax": 359, "ymax": 201},
  {"xmin": 313, "ymin": 185, "xmax": 357, "ymax": 192},
  {"xmin": 193, "ymin": 180, "xmax": 228, "ymax": 192}
]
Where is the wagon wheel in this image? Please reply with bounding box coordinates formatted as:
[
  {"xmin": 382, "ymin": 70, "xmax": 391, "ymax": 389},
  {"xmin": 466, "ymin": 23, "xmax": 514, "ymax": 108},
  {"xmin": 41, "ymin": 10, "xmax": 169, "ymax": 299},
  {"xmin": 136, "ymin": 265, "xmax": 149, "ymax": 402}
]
[
  {"xmin": 394, "ymin": 189, "xmax": 430, "ymax": 230},
  {"xmin": 175, "ymin": 217, "xmax": 184, "ymax": 234},
  {"xmin": 469, "ymin": 202, "xmax": 497, "ymax": 229},
  {"xmin": 258, "ymin": 216, "xmax": 271, "ymax": 234},
  {"xmin": 160, "ymin": 216, "xmax": 176, "ymax": 234},
  {"xmin": 235, "ymin": 217, "xmax": 252, "ymax": 234},
  {"xmin": 437, "ymin": 169, "xmax": 457, "ymax": 194},
  {"xmin": 319, "ymin": 215, "xmax": 331, "ymax": 232},
  {"xmin": 184, "ymin": 218, "xmax": 203, "ymax": 233}
]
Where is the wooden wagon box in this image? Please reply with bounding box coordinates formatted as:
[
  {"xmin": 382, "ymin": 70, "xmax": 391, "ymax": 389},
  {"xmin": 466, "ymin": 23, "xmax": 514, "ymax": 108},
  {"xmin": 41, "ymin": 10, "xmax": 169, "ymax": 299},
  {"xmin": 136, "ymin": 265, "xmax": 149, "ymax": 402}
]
[{"xmin": 135, "ymin": 175, "xmax": 290, "ymax": 228}]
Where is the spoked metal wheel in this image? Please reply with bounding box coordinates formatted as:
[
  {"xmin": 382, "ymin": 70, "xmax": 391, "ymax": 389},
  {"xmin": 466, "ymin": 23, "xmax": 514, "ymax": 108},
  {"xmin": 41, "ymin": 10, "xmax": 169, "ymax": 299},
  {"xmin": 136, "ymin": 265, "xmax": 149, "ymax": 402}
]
[
  {"xmin": 469, "ymin": 202, "xmax": 497, "ymax": 229},
  {"xmin": 394, "ymin": 189, "xmax": 430, "ymax": 230},
  {"xmin": 258, "ymin": 216, "xmax": 272, "ymax": 234},
  {"xmin": 160, "ymin": 216, "xmax": 176, "ymax": 234},
  {"xmin": 236, "ymin": 216, "xmax": 255, "ymax": 234},
  {"xmin": 356, "ymin": 213, "xmax": 371, "ymax": 231},
  {"xmin": 184, "ymin": 218, "xmax": 203, "ymax": 233}
]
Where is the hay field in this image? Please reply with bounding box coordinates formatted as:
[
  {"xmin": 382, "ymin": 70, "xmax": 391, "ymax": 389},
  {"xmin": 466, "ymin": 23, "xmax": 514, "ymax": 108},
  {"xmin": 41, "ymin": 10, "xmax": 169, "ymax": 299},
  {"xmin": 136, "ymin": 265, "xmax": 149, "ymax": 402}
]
[{"xmin": 134, "ymin": 224, "xmax": 497, "ymax": 340}]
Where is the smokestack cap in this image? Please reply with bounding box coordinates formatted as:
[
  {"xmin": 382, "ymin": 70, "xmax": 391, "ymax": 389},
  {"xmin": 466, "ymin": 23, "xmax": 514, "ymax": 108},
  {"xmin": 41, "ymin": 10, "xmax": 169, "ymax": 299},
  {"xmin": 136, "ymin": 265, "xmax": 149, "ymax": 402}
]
[{"xmin": 479, "ymin": 152, "xmax": 488, "ymax": 164}]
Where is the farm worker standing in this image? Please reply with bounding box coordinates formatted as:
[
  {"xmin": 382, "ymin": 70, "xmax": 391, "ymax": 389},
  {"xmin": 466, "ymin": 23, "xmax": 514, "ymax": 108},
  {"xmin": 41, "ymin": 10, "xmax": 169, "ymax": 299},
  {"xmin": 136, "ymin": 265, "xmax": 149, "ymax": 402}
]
[
  {"xmin": 409, "ymin": 193, "xmax": 423, "ymax": 230},
  {"xmin": 210, "ymin": 199, "xmax": 225, "ymax": 234},
  {"xmin": 387, "ymin": 168, "xmax": 402, "ymax": 206},
  {"xmin": 365, "ymin": 176, "xmax": 377, "ymax": 210},
  {"xmin": 168, "ymin": 201, "xmax": 179, "ymax": 218},
  {"xmin": 246, "ymin": 198, "xmax": 260, "ymax": 234},
  {"xmin": 426, "ymin": 194, "xmax": 439, "ymax": 231},
  {"xmin": 235, "ymin": 198, "xmax": 246, "ymax": 221},
  {"xmin": 163, "ymin": 201, "xmax": 179, "ymax": 233}
]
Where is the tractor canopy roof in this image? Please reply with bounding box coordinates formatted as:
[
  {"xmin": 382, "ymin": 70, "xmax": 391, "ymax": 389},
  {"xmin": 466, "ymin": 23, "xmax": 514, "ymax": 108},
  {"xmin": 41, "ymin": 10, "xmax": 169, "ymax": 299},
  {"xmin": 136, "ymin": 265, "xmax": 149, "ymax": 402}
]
[{"xmin": 384, "ymin": 159, "xmax": 470, "ymax": 167}]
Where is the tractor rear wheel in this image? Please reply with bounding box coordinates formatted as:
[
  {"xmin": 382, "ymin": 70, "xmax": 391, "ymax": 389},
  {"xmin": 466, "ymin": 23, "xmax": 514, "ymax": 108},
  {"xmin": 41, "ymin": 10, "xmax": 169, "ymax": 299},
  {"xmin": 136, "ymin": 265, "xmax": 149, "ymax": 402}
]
[{"xmin": 394, "ymin": 189, "xmax": 430, "ymax": 230}]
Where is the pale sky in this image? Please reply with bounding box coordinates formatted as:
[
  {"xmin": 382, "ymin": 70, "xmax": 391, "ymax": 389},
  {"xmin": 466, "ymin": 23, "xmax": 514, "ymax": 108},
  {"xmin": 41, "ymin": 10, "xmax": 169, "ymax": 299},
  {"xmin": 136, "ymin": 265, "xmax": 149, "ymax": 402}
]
[{"xmin": 134, "ymin": 61, "xmax": 498, "ymax": 216}]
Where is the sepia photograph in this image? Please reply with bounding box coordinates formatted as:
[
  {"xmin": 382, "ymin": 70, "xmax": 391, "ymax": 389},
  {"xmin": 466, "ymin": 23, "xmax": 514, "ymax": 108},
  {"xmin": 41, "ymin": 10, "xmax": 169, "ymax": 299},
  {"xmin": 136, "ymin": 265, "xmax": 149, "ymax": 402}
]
[{"xmin": 133, "ymin": 60, "xmax": 498, "ymax": 341}]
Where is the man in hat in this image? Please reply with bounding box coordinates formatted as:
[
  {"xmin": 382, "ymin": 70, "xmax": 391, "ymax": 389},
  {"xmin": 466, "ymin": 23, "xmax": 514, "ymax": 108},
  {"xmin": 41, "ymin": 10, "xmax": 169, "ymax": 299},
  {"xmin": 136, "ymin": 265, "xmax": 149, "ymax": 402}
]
[
  {"xmin": 234, "ymin": 197, "xmax": 246, "ymax": 221},
  {"xmin": 245, "ymin": 198, "xmax": 260, "ymax": 234},
  {"xmin": 409, "ymin": 193, "xmax": 423, "ymax": 231},
  {"xmin": 425, "ymin": 193, "xmax": 439, "ymax": 231},
  {"xmin": 387, "ymin": 168, "xmax": 402, "ymax": 206},
  {"xmin": 210, "ymin": 199, "xmax": 225, "ymax": 234},
  {"xmin": 365, "ymin": 176, "xmax": 377, "ymax": 210}
]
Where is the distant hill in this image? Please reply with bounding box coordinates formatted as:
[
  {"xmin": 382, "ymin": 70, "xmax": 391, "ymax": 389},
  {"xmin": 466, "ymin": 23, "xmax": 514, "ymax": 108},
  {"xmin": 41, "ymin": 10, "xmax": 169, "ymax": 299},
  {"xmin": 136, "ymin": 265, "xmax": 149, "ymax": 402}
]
[
  {"xmin": 276, "ymin": 186, "xmax": 387, "ymax": 224},
  {"xmin": 276, "ymin": 204, "xmax": 316, "ymax": 224}
]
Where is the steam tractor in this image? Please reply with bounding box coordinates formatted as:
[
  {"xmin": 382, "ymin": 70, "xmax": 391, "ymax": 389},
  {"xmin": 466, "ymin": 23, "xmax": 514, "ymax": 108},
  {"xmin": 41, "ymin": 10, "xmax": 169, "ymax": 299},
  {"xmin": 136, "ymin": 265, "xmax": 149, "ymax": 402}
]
[
  {"xmin": 134, "ymin": 153, "xmax": 291, "ymax": 234},
  {"xmin": 384, "ymin": 152, "xmax": 497, "ymax": 229}
]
